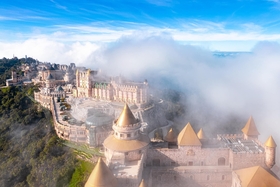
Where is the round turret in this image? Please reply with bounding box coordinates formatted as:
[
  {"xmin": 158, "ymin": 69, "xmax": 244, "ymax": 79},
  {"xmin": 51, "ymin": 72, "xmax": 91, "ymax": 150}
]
[{"xmin": 265, "ymin": 136, "xmax": 277, "ymax": 168}]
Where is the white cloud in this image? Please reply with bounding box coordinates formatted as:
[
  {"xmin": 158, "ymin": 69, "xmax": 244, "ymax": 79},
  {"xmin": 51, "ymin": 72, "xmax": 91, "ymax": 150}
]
[
  {"xmin": 84, "ymin": 35, "xmax": 280, "ymax": 166},
  {"xmin": 0, "ymin": 39, "xmax": 99, "ymax": 65},
  {"xmin": 1, "ymin": 32, "xmax": 280, "ymax": 164}
]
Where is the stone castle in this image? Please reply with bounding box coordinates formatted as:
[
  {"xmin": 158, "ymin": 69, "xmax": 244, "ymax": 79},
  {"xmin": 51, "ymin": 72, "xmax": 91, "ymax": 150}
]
[
  {"xmin": 6, "ymin": 60, "xmax": 280, "ymax": 187},
  {"xmin": 8, "ymin": 60, "xmax": 152, "ymax": 148},
  {"xmin": 86, "ymin": 105, "xmax": 280, "ymax": 187}
]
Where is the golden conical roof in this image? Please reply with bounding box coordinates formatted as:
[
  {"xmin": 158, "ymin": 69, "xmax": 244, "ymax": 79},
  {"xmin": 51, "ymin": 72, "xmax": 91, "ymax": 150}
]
[
  {"xmin": 197, "ymin": 128, "xmax": 206, "ymax": 139},
  {"xmin": 115, "ymin": 104, "xmax": 138, "ymax": 127},
  {"xmin": 104, "ymin": 134, "xmax": 150, "ymax": 152},
  {"xmin": 85, "ymin": 158, "xmax": 117, "ymax": 187},
  {"xmin": 241, "ymin": 116, "xmax": 260, "ymax": 136},
  {"xmin": 234, "ymin": 165, "xmax": 280, "ymax": 187},
  {"xmin": 177, "ymin": 123, "xmax": 202, "ymax": 146},
  {"xmin": 139, "ymin": 179, "xmax": 148, "ymax": 187},
  {"xmin": 265, "ymin": 136, "xmax": 277, "ymax": 148},
  {"xmin": 164, "ymin": 128, "xmax": 177, "ymax": 143}
]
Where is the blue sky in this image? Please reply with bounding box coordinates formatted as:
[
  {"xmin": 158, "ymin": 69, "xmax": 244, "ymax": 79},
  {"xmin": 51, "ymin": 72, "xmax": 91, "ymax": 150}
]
[{"xmin": 1, "ymin": 0, "xmax": 280, "ymax": 52}]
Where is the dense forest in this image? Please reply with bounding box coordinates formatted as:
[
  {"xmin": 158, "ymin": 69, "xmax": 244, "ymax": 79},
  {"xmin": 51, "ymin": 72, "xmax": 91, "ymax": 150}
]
[
  {"xmin": 0, "ymin": 85, "xmax": 77, "ymax": 186},
  {"xmin": 0, "ymin": 57, "xmax": 29, "ymax": 86},
  {"xmin": 0, "ymin": 58, "xmax": 93, "ymax": 187}
]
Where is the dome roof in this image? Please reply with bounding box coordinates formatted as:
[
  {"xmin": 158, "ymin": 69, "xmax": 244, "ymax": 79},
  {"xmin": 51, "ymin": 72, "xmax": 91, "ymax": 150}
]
[{"xmin": 86, "ymin": 110, "xmax": 114, "ymax": 126}]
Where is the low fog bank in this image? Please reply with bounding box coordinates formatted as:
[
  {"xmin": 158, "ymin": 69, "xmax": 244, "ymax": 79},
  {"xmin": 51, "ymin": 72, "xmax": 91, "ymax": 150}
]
[{"xmin": 86, "ymin": 35, "xmax": 280, "ymax": 155}]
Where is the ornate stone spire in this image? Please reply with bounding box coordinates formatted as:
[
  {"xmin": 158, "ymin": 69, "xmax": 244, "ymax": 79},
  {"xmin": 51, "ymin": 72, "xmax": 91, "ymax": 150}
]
[{"xmin": 85, "ymin": 158, "xmax": 117, "ymax": 187}]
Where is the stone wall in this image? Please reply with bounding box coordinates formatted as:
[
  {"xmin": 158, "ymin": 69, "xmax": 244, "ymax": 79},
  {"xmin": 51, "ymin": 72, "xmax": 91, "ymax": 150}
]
[
  {"xmin": 148, "ymin": 166, "xmax": 232, "ymax": 187},
  {"xmin": 146, "ymin": 146, "xmax": 230, "ymax": 167},
  {"xmin": 229, "ymin": 151, "xmax": 265, "ymax": 170}
]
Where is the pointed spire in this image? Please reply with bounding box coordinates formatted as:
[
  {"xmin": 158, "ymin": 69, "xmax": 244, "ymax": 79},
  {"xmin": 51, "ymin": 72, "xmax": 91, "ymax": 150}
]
[
  {"xmin": 241, "ymin": 116, "xmax": 260, "ymax": 136},
  {"xmin": 46, "ymin": 73, "xmax": 54, "ymax": 80},
  {"xmin": 139, "ymin": 179, "xmax": 148, "ymax": 187},
  {"xmin": 265, "ymin": 136, "xmax": 277, "ymax": 148},
  {"xmin": 164, "ymin": 127, "xmax": 177, "ymax": 143},
  {"xmin": 85, "ymin": 158, "xmax": 117, "ymax": 187},
  {"xmin": 197, "ymin": 128, "xmax": 207, "ymax": 140},
  {"xmin": 177, "ymin": 123, "xmax": 202, "ymax": 146},
  {"xmin": 116, "ymin": 104, "xmax": 138, "ymax": 127}
]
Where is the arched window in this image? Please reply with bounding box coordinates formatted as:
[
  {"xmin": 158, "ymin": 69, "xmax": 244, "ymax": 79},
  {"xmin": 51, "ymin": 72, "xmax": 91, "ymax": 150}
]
[{"xmin": 218, "ymin": 157, "xmax": 226, "ymax": 165}]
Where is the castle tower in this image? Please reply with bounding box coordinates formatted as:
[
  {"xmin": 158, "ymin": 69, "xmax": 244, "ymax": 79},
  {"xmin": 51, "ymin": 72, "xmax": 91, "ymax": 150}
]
[
  {"xmin": 103, "ymin": 103, "xmax": 150, "ymax": 165},
  {"xmin": 85, "ymin": 158, "xmax": 117, "ymax": 187},
  {"xmin": 264, "ymin": 136, "xmax": 277, "ymax": 168},
  {"xmin": 177, "ymin": 122, "xmax": 202, "ymax": 147},
  {"xmin": 63, "ymin": 67, "xmax": 71, "ymax": 83},
  {"xmin": 45, "ymin": 73, "xmax": 54, "ymax": 88},
  {"xmin": 76, "ymin": 69, "xmax": 80, "ymax": 87},
  {"xmin": 197, "ymin": 128, "xmax": 207, "ymax": 140},
  {"xmin": 87, "ymin": 69, "xmax": 92, "ymax": 97},
  {"xmin": 241, "ymin": 116, "xmax": 260, "ymax": 140},
  {"xmin": 164, "ymin": 127, "xmax": 177, "ymax": 144}
]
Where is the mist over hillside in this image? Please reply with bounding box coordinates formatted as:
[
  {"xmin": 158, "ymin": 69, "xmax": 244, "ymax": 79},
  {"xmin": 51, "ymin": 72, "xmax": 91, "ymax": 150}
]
[
  {"xmin": 82, "ymin": 35, "xmax": 280, "ymax": 161},
  {"xmin": 1, "ymin": 33, "xmax": 280, "ymax": 165}
]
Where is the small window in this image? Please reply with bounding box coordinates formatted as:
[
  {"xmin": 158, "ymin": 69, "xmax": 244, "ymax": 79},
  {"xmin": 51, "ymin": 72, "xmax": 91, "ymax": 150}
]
[
  {"xmin": 201, "ymin": 161, "xmax": 204, "ymax": 166},
  {"xmin": 125, "ymin": 152, "xmax": 128, "ymax": 155},
  {"xmin": 188, "ymin": 161, "xmax": 193, "ymax": 166},
  {"xmin": 138, "ymin": 150, "xmax": 142, "ymax": 154},
  {"xmin": 174, "ymin": 176, "xmax": 177, "ymax": 180},
  {"xmin": 222, "ymin": 175, "xmax": 225, "ymax": 180},
  {"xmin": 127, "ymin": 134, "xmax": 131, "ymax": 138},
  {"xmin": 120, "ymin": 134, "xmax": 123, "ymax": 137}
]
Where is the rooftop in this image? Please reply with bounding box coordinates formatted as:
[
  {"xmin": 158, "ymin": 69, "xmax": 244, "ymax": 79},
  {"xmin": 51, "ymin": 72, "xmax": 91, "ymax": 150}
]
[{"xmin": 220, "ymin": 136, "xmax": 264, "ymax": 153}]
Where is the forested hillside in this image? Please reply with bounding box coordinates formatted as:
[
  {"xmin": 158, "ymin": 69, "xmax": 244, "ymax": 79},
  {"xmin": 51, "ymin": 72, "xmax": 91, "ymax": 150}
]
[
  {"xmin": 0, "ymin": 57, "xmax": 25, "ymax": 86},
  {"xmin": 0, "ymin": 85, "xmax": 78, "ymax": 186}
]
